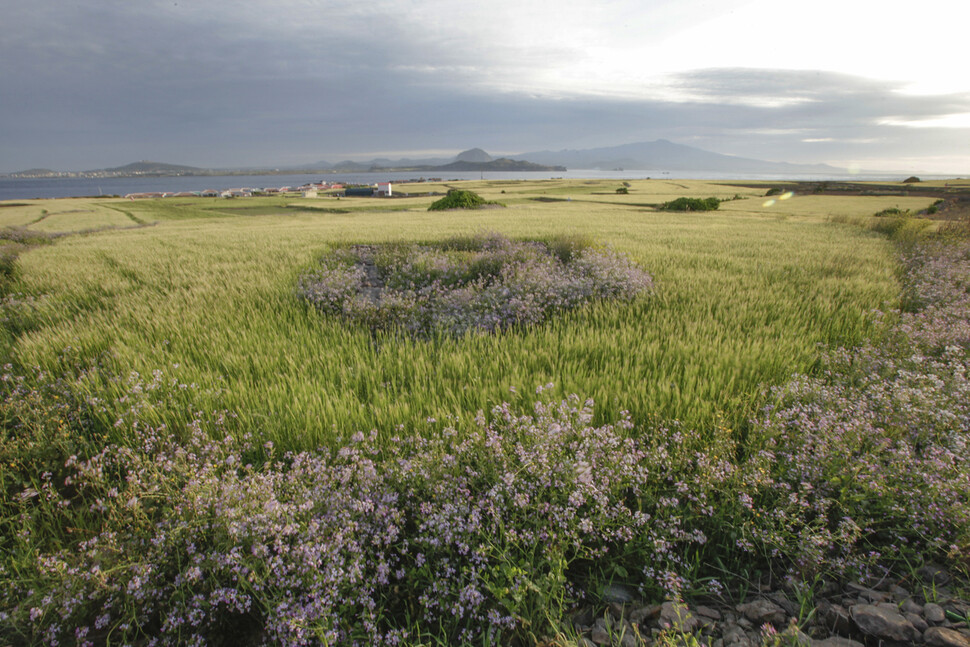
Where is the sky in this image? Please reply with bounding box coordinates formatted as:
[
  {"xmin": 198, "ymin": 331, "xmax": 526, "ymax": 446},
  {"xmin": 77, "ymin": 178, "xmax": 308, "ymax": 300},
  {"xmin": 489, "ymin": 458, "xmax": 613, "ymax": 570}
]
[{"xmin": 3, "ymin": 0, "xmax": 970, "ymax": 174}]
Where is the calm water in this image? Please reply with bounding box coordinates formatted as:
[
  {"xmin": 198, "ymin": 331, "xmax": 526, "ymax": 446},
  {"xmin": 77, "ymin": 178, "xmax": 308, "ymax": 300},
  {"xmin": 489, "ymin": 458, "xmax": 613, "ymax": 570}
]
[{"xmin": 0, "ymin": 169, "xmax": 933, "ymax": 201}]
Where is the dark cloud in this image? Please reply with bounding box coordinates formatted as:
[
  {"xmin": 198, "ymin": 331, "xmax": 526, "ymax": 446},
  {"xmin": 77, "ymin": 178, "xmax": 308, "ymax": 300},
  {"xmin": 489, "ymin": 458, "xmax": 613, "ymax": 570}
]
[{"xmin": 2, "ymin": 4, "xmax": 968, "ymax": 172}]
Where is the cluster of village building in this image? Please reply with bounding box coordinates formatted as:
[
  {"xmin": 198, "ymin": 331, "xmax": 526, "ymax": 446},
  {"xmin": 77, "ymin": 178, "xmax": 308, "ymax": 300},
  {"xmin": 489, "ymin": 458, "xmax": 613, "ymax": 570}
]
[{"xmin": 124, "ymin": 181, "xmax": 398, "ymax": 200}]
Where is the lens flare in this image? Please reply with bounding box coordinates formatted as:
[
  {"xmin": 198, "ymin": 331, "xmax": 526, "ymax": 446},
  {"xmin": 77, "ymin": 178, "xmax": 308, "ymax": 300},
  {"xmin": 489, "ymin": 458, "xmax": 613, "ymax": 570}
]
[{"xmin": 762, "ymin": 199, "xmax": 776, "ymax": 207}]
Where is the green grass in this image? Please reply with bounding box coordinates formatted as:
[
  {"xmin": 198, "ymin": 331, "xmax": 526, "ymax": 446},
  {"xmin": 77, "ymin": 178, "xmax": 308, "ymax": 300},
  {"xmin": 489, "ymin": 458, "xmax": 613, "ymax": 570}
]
[
  {"xmin": 0, "ymin": 199, "xmax": 142, "ymax": 231},
  {"xmin": 0, "ymin": 180, "xmax": 920, "ymax": 450}
]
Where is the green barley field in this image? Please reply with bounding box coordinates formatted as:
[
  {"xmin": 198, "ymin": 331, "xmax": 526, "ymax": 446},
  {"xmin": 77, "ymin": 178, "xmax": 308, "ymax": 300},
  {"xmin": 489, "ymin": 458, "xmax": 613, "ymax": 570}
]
[{"xmin": 1, "ymin": 179, "xmax": 933, "ymax": 449}]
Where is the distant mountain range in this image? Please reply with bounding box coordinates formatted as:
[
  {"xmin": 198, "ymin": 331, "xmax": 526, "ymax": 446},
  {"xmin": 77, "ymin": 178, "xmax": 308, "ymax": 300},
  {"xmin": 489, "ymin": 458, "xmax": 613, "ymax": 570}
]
[
  {"xmin": 4, "ymin": 141, "xmax": 853, "ymax": 178},
  {"xmin": 518, "ymin": 140, "xmax": 845, "ymax": 174}
]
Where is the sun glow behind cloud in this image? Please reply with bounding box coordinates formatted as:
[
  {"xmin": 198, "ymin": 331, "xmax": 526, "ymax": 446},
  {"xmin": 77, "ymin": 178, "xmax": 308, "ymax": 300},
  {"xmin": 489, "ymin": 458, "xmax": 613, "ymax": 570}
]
[
  {"xmin": 880, "ymin": 114, "xmax": 970, "ymax": 129},
  {"xmin": 2, "ymin": 0, "xmax": 969, "ymax": 172},
  {"xmin": 398, "ymin": 0, "xmax": 970, "ymax": 102}
]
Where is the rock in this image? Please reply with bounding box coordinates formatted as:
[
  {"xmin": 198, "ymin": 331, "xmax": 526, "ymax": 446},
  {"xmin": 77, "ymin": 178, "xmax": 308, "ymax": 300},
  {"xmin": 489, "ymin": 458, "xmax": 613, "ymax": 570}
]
[
  {"xmin": 737, "ymin": 598, "xmax": 788, "ymax": 627},
  {"xmin": 573, "ymin": 606, "xmax": 596, "ymax": 628},
  {"xmin": 919, "ymin": 563, "xmax": 953, "ymax": 586},
  {"xmin": 811, "ymin": 639, "xmax": 865, "ymax": 647},
  {"xmin": 945, "ymin": 600, "xmax": 970, "ymax": 616},
  {"xmin": 628, "ymin": 604, "xmax": 661, "ymax": 625},
  {"xmin": 817, "ymin": 601, "xmax": 853, "ymax": 636},
  {"xmin": 850, "ymin": 604, "xmax": 921, "ymax": 643},
  {"xmin": 578, "ymin": 639, "xmax": 597, "ymax": 647},
  {"xmin": 901, "ymin": 598, "xmax": 923, "ymax": 615},
  {"xmin": 768, "ymin": 591, "xmax": 798, "ymax": 616},
  {"xmin": 591, "ymin": 619, "xmax": 611, "ymax": 645},
  {"xmin": 777, "ymin": 627, "xmax": 812, "ymax": 646},
  {"xmin": 619, "ymin": 628, "xmax": 638, "ymax": 647},
  {"xmin": 659, "ymin": 601, "xmax": 699, "ymax": 633},
  {"xmin": 925, "ymin": 626, "xmax": 970, "ymax": 647},
  {"xmin": 890, "ymin": 585, "xmax": 911, "ymax": 600},
  {"xmin": 722, "ymin": 625, "xmax": 753, "ymax": 646},
  {"xmin": 846, "ymin": 583, "xmax": 889, "ymax": 604},
  {"xmin": 609, "ymin": 602, "xmax": 627, "ymax": 620},
  {"xmin": 906, "ymin": 612, "xmax": 929, "ymax": 633},
  {"xmin": 699, "ymin": 617, "xmax": 718, "ymax": 634},
  {"xmin": 696, "ymin": 605, "xmax": 722, "ymax": 621},
  {"xmin": 927, "ymin": 603, "xmax": 948, "ymax": 624},
  {"xmin": 603, "ymin": 583, "xmax": 636, "ymax": 604}
]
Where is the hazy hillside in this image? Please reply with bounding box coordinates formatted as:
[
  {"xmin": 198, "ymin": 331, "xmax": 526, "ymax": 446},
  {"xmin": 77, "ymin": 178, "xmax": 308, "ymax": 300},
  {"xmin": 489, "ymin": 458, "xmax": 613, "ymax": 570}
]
[{"xmin": 519, "ymin": 139, "xmax": 847, "ymax": 174}]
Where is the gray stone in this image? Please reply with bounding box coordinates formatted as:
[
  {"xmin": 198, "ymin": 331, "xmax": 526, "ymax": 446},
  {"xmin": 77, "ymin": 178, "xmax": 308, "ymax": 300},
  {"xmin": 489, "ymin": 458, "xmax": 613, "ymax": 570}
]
[
  {"xmin": 845, "ymin": 583, "xmax": 889, "ymax": 604},
  {"xmin": 927, "ymin": 603, "xmax": 948, "ymax": 624},
  {"xmin": 578, "ymin": 639, "xmax": 597, "ymax": 647},
  {"xmin": 891, "ymin": 585, "xmax": 911, "ymax": 600},
  {"xmin": 945, "ymin": 600, "xmax": 970, "ymax": 616},
  {"xmin": 699, "ymin": 617, "xmax": 717, "ymax": 634},
  {"xmin": 737, "ymin": 598, "xmax": 788, "ymax": 627},
  {"xmin": 919, "ymin": 563, "xmax": 953, "ymax": 586},
  {"xmin": 811, "ymin": 639, "xmax": 865, "ymax": 647},
  {"xmin": 573, "ymin": 607, "xmax": 596, "ymax": 628},
  {"xmin": 619, "ymin": 628, "xmax": 638, "ymax": 647},
  {"xmin": 659, "ymin": 601, "xmax": 699, "ymax": 633},
  {"xmin": 591, "ymin": 619, "xmax": 611, "ymax": 646},
  {"xmin": 628, "ymin": 604, "xmax": 661, "ymax": 625},
  {"xmin": 850, "ymin": 604, "xmax": 921, "ymax": 643},
  {"xmin": 901, "ymin": 598, "xmax": 924, "ymax": 615},
  {"xmin": 696, "ymin": 605, "xmax": 722, "ymax": 621},
  {"xmin": 768, "ymin": 591, "xmax": 798, "ymax": 616},
  {"xmin": 925, "ymin": 626, "xmax": 970, "ymax": 647},
  {"xmin": 817, "ymin": 602, "xmax": 853, "ymax": 636},
  {"xmin": 603, "ymin": 583, "xmax": 636, "ymax": 604},
  {"xmin": 722, "ymin": 625, "xmax": 753, "ymax": 646},
  {"xmin": 776, "ymin": 627, "xmax": 812, "ymax": 646},
  {"xmin": 906, "ymin": 612, "xmax": 929, "ymax": 633},
  {"xmin": 609, "ymin": 602, "xmax": 627, "ymax": 621}
]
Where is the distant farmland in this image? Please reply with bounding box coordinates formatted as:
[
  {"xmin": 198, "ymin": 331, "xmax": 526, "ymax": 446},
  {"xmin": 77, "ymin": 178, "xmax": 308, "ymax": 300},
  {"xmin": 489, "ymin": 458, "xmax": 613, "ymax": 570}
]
[{"xmin": 4, "ymin": 179, "xmax": 966, "ymax": 646}]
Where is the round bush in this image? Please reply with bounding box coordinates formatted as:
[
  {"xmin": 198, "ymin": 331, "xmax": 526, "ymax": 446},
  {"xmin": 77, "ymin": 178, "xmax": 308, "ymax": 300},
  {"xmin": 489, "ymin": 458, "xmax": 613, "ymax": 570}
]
[
  {"xmin": 428, "ymin": 189, "xmax": 500, "ymax": 211},
  {"xmin": 661, "ymin": 197, "xmax": 720, "ymax": 212},
  {"xmin": 298, "ymin": 233, "xmax": 653, "ymax": 337}
]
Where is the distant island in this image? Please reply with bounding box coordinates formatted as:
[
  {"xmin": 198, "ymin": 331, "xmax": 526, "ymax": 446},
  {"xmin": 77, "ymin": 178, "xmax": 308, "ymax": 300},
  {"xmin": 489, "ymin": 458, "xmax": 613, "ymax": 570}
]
[
  {"xmin": 371, "ymin": 158, "xmax": 566, "ymax": 173},
  {"xmin": 4, "ymin": 150, "xmax": 564, "ymax": 178},
  {"xmin": 4, "ymin": 141, "xmax": 864, "ymax": 179}
]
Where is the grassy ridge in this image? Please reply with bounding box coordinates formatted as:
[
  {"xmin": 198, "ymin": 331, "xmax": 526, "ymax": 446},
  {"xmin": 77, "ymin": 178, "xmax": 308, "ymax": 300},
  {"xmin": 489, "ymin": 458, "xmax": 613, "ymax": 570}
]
[{"xmin": 2, "ymin": 181, "xmax": 918, "ymax": 448}]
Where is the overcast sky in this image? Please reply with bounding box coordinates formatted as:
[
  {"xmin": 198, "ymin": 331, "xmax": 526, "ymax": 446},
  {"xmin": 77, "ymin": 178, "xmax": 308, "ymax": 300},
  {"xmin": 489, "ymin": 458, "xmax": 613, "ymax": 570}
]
[{"xmin": 3, "ymin": 0, "xmax": 969, "ymax": 173}]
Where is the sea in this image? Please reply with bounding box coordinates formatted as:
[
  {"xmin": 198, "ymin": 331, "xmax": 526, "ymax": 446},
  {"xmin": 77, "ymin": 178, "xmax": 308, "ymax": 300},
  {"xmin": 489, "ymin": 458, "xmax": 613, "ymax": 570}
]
[{"xmin": 0, "ymin": 169, "xmax": 953, "ymax": 201}]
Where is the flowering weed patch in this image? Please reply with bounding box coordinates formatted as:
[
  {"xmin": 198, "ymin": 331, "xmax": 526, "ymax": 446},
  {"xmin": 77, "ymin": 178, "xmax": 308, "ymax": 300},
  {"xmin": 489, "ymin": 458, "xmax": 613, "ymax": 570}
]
[
  {"xmin": 3, "ymin": 239, "xmax": 968, "ymax": 645},
  {"xmin": 298, "ymin": 233, "xmax": 653, "ymax": 338}
]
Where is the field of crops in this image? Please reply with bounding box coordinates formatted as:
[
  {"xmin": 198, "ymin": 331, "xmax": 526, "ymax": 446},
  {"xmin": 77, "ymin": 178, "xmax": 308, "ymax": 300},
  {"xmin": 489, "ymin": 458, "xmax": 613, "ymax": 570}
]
[
  {"xmin": 4, "ymin": 179, "xmax": 967, "ymax": 646},
  {"xmin": 2, "ymin": 180, "xmax": 921, "ymax": 446}
]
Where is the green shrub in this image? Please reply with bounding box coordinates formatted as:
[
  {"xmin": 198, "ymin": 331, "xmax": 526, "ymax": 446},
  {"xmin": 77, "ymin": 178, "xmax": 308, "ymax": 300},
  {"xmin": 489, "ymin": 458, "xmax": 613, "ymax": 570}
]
[
  {"xmin": 661, "ymin": 197, "xmax": 720, "ymax": 212},
  {"xmin": 428, "ymin": 189, "xmax": 501, "ymax": 211},
  {"xmin": 616, "ymin": 187, "xmax": 629, "ymax": 194},
  {"xmin": 868, "ymin": 214, "xmax": 932, "ymax": 241},
  {"xmin": 874, "ymin": 207, "xmax": 908, "ymax": 218}
]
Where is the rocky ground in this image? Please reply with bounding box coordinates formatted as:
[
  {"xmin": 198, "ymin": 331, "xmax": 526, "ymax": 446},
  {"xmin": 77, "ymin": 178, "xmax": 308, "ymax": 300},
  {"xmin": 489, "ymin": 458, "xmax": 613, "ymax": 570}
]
[{"xmin": 570, "ymin": 564, "xmax": 970, "ymax": 646}]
